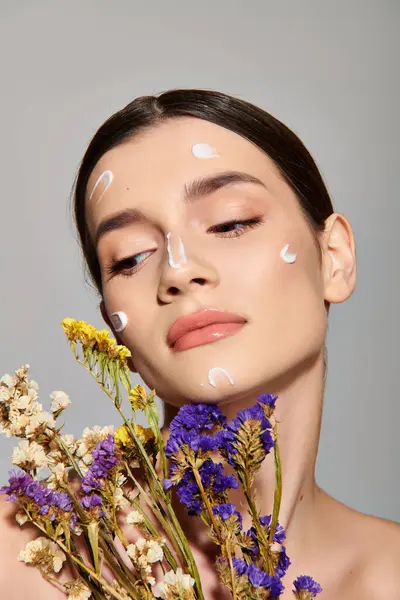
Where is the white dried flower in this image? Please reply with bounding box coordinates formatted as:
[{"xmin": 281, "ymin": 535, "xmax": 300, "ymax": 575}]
[
  {"xmin": 6, "ymin": 413, "xmax": 30, "ymax": 437},
  {"xmin": 12, "ymin": 439, "xmax": 48, "ymax": 471},
  {"xmin": 146, "ymin": 539, "xmax": 164, "ymax": 563},
  {"xmin": 50, "ymin": 390, "xmax": 71, "ymax": 413},
  {"xmin": 65, "ymin": 579, "xmax": 92, "ymax": 600},
  {"xmin": 126, "ymin": 509, "xmax": 145, "ymax": 525},
  {"xmin": 25, "ymin": 411, "xmax": 55, "ymax": 438},
  {"xmin": 61, "ymin": 433, "xmax": 78, "ymax": 452},
  {"xmin": 155, "ymin": 567, "xmax": 195, "ymax": 598},
  {"xmin": 28, "ymin": 379, "xmax": 39, "ymax": 392},
  {"xmin": 48, "ymin": 462, "xmax": 69, "ymax": 490},
  {"xmin": 15, "ymin": 512, "xmax": 29, "ymax": 526},
  {"xmin": 18, "ymin": 537, "xmax": 66, "ymax": 574},
  {"xmin": 10, "ymin": 395, "xmax": 33, "ymax": 412},
  {"xmin": 0, "ymin": 373, "xmax": 17, "ymax": 388},
  {"xmin": 127, "ymin": 537, "xmax": 164, "ymax": 564},
  {"xmin": 76, "ymin": 425, "xmax": 114, "ymax": 466}
]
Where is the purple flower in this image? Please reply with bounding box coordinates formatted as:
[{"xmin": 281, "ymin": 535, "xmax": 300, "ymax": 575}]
[
  {"xmin": 293, "ymin": 575, "xmax": 322, "ymax": 596},
  {"xmin": 169, "ymin": 460, "xmax": 239, "ymax": 516},
  {"xmin": 165, "ymin": 429, "xmax": 220, "ymax": 457},
  {"xmin": 232, "ymin": 558, "xmax": 247, "ymax": 576},
  {"xmin": 247, "ymin": 563, "xmax": 284, "ymax": 596},
  {"xmin": 246, "ymin": 515, "xmax": 286, "ymax": 556},
  {"xmin": 212, "ymin": 503, "xmax": 242, "ymax": 528},
  {"xmin": 1, "ymin": 469, "xmax": 74, "ymax": 522},
  {"xmin": 257, "ymin": 393, "xmax": 278, "ymax": 410},
  {"xmin": 81, "ymin": 434, "xmax": 117, "ymax": 496},
  {"xmin": 0, "ymin": 470, "xmax": 32, "ymax": 501},
  {"xmin": 176, "ymin": 482, "xmax": 203, "ymax": 515},
  {"xmin": 276, "ymin": 545, "xmax": 291, "ymax": 578},
  {"xmin": 81, "ymin": 494, "xmax": 103, "ymax": 509},
  {"xmin": 199, "ymin": 461, "xmax": 238, "ymax": 492},
  {"xmin": 169, "ymin": 404, "xmax": 227, "ymax": 434},
  {"xmin": 220, "ymin": 403, "xmax": 274, "ymax": 466},
  {"xmin": 259, "ymin": 514, "xmax": 286, "ymax": 544}
]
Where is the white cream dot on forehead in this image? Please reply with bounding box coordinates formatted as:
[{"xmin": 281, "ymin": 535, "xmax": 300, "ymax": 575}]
[
  {"xmin": 191, "ymin": 143, "xmax": 219, "ymax": 159},
  {"xmin": 109, "ymin": 311, "xmax": 128, "ymax": 333},
  {"xmin": 280, "ymin": 244, "xmax": 297, "ymax": 264},
  {"xmin": 89, "ymin": 170, "xmax": 114, "ymax": 204}
]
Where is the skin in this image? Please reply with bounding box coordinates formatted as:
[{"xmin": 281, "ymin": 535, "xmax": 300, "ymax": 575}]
[{"xmin": 1, "ymin": 116, "xmax": 399, "ymax": 598}]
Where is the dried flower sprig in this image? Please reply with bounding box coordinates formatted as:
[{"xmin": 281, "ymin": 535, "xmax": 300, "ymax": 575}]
[{"xmin": 0, "ymin": 318, "xmax": 322, "ymax": 600}]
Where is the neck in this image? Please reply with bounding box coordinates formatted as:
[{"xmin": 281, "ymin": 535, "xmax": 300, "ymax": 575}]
[{"xmin": 162, "ymin": 350, "xmax": 328, "ymax": 562}]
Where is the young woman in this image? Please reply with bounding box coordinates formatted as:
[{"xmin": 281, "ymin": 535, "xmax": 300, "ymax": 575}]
[{"xmin": 1, "ymin": 89, "xmax": 399, "ymax": 598}]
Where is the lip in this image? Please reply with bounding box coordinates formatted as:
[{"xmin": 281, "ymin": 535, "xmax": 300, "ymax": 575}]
[{"xmin": 167, "ymin": 308, "xmax": 247, "ymax": 351}]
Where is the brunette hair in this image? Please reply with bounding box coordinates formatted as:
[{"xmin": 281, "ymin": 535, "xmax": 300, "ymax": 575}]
[{"xmin": 71, "ymin": 88, "xmax": 334, "ymax": 298}]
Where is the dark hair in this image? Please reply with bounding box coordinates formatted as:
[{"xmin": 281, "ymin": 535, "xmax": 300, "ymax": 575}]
[{"xmin": 72, "ymin": 88, "xmax": 334, "ymax": 297}]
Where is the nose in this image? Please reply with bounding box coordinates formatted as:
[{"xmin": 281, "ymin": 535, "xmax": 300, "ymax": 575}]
[{"xmin": 157, "ymin": 233, "xmax": 219, "ymax": 303}]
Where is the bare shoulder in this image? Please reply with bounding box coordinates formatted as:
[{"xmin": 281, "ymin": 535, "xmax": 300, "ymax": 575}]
[
  {"xmin": 357, "ymin": 513, "xmax": 400, "ymax": 598},
  {"xmin": 317, "ymin": 491, "xmax": 400, "ymax": 598},
  {"xmin": 0, "ymin": 496, "xmax": 68, "ymax": 599}
]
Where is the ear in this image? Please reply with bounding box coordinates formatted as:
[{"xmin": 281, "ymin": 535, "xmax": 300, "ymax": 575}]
[
  {"xmin": 99, "ymin": 300, "xmax": 137, "ymax": 373},
  {"xmin": 321, "ymin": 213, "xmax": 357, "ymax": 304}
]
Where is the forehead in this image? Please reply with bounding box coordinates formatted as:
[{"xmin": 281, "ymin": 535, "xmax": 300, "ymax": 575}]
[{"xmin": 85, "ymin": 117, "xmax": 283, "ymax": 227}]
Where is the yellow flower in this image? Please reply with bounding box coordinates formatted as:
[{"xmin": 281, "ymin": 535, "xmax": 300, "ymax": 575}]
[
  {"xmin": 115, "ymin": 345, "xmax": 131, "ymax": 362},
  {"xmin": 128, "ymin": 385, "xmax": 147, "ymax": 410},
  {"xmin": 115, "ymin": 424, "xmax": 155, "ymax": 450},
  {"xmin": 61, "ymin": 319, "xmax": 99, "ymax": 349},
  {"xmin": 61, "ymin": 318, "xmax": 79, "ymax": 342},
  {"xmin": 94, "ymin": 329, "xmax": 115, "ymax": 353},
  {"xmin": 107, "ymin": 344, "xmax": 131, "ymax": 363},
  {"xmin": 78, "ymin": 322, "xmax": 97, "ymax": 349},
  {"xmin": 115, "ymin": 425, "xmax": 132, "ymax": 448}
]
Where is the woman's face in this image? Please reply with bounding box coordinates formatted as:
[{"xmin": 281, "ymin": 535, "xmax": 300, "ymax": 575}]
[{"xmin": 85, "ymin": 117, "xmax": 329, "ymax": 407}]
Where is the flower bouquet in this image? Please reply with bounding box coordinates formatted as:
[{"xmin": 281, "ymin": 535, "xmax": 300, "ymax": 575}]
[{"xmin": 0, "ymin": 318, "xmax": 322, "ymax": 599}]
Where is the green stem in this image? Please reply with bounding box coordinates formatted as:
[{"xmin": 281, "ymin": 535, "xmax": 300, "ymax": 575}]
[
  {"xmin": 74, "ymin": 354, "xmax": 205, "ymax": 600},
  {"xmin": 191, "ymin": 467, "xmax": 237, "ymax": 600},
  {"xmin": 243, "ymin": 474, "xmax": 274, "ymax": 575},
  {"xmin": 30, "ymin": 520, "xmax": 134, "ymax": 600},
  {"xmin": 268, "ymin": 432, "xmax": 282, "ymax": 545}
]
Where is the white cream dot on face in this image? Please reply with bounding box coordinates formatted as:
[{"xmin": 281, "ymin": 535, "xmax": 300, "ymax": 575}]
[
  {"xmin": 280, "ymin": 244, "xmax": 297, "ymax": 264},
  {"xmin": 109, "ymin": 311, "xmax": 128, "ymax": 333},
  {"xmin": 191, "ymin": 143, "xmax": 219, "ymax": 159},
  {"xmin": 207, "ymin": 367, "xmax": 235, "ymax": 388},
  {"xmin": 166, "ymin": 232, "xmax": 187, "ymax": 269},
  {"xmin": 89, "ymin": 170, "xmax": 114, "ymax": 204}
]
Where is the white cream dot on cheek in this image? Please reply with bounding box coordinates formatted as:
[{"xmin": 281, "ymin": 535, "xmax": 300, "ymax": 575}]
[
  {"xmin": 166, "ymin": 232, "xmax": 187, "ymax": 269},
  {"xmin": 109, "ymin": 311, "xmax": 128, "ymax": 333},
  {"xmin": 207, "ymin": 367, "xmax": 235, "ymax": 388},
  {"xmin": 191, "ymin": 143, "xmax": 219, "ymax": 159},
  {"xmin": 280, "ymin": 244, "xmax": 297, "ymax": 264},
  {"xmin": 89, "ymin": 170, "xmax": 114, "ymax": 204}
]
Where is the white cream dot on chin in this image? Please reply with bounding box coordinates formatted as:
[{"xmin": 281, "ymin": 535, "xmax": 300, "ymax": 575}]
[
  {"xmin": 191, "ymin": 143, "xmax": 219, "ymax": 159},
  {"xmin": 280, "ymin": 244, "xmax": 297, "ymax": 264},
  {"xmin": 166, "ymin": 232, "xmax": 187, "ymax": 269},
  {"xmin": 207, "ymin": 367, "xmax": 235, "ymax": 388},
  {"xmin": 109, "ymin": 311, "xmax": 128, "ymax": 333}
]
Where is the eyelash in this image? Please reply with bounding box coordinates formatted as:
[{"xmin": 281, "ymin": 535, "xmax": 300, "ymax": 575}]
[{"xmin": 105, "ymin": 216, "xmax": 264, "ymax": 279}]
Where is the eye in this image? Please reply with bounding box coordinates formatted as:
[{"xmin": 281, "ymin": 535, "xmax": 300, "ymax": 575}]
[
  {"xmin": 209, "ymin": 216, "xmax": 264, "ymax": 237},
  {"xmin": 105, "ymin": 217, "xmax": 264, "ymax": 280},
  {"xmin": 105, "ymin": 250, "xmax": 153, "ymax": 279}
]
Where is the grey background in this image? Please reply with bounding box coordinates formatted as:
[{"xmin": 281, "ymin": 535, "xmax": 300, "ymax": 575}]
[{"xmin": 0, "ymin": 1, "xmax": 398, "ymax": 522}]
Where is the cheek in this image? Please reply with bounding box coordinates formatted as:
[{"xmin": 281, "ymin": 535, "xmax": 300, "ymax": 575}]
[{"xmin": 244, "ymin": 241, "xmax": 326, "ymax": 349}]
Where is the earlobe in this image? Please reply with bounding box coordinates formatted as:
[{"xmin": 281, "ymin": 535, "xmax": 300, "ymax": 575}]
[{"xmin": 322, "ymin": 213, "xmax": 357, "ymax": 304}]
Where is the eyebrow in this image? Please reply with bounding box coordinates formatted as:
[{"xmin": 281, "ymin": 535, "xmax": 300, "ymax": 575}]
[{"xmin": 94, "ymin": 170, "xmax": 267, "ymax": 247}]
